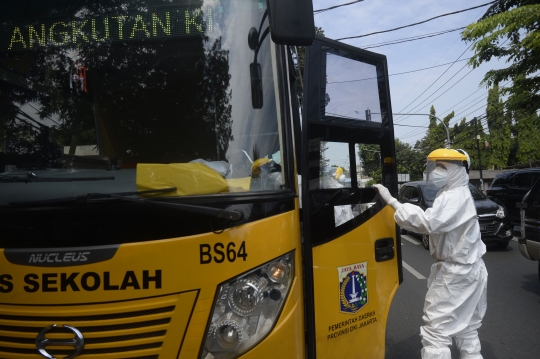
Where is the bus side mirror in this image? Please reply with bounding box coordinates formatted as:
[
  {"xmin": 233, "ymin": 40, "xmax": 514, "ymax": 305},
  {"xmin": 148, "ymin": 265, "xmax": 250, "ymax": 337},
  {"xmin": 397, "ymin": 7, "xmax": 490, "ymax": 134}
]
[
  {"xmin": 250, "ymin": 62, "xmax": 263, "ymax": 109},
  {"xmin": 267, "ymin": 0, "xmax": 315, "ymax": 46}
]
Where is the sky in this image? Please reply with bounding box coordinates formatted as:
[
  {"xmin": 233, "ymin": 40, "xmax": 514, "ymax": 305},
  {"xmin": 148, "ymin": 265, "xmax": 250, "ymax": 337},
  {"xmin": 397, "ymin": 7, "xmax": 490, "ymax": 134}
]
[{"xmin": 312, "ymin": 0, "xmax": 507, "ymax": 147}]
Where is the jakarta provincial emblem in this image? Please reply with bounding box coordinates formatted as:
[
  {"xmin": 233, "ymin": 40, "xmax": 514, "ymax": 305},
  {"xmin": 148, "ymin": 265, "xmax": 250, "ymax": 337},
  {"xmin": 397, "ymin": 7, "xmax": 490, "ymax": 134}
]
[{"xmin": 338, "ymin": 262, "xmax": 368, "ymax": 314}]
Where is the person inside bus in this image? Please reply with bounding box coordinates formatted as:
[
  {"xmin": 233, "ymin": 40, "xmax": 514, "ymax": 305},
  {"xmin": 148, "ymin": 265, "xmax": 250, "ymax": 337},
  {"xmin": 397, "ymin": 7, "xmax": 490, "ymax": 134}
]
[{"xmin": 373, "ymin": 148, "xmax": 488, "ymax": 359}]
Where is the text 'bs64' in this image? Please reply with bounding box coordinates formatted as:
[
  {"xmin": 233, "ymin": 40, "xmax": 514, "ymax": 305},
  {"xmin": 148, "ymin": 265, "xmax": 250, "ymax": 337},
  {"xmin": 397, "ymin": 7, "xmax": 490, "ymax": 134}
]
[{"xmin": 200, "ymin": 241, "xmax": 247, "ymax": 264}]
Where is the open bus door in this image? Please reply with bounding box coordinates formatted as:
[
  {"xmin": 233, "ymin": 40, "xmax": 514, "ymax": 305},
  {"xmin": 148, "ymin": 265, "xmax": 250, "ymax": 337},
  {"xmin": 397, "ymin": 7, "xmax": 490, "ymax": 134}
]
[{"xmin": 300, "ymin": 35, "xmax": 402, "ymax": 358}]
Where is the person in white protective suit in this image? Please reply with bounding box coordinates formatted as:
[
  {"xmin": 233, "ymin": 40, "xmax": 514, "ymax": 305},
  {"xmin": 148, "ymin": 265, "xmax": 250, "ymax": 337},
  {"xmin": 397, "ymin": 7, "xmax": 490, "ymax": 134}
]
[{"xmin": 373, "ymin": 148, "xmax": 488, "ymax": 359}]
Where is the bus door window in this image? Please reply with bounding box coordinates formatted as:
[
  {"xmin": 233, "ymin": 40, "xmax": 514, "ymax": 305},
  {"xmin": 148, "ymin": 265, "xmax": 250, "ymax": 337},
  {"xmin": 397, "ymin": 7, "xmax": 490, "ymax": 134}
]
[{"xmin": 308, "ymin": 139, "xmax": 384, "ymax": 243}]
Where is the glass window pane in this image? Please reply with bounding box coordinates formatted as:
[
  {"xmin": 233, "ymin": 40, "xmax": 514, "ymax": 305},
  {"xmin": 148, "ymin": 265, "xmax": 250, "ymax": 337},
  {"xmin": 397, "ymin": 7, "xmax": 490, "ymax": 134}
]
[
  {"xmin": 401, "ymin": 187, "xmax": 412, "ymax": 200},
  {"xmin": 356, "ymin": 143, "xmax": 381, "ymax": 188},
  {"xmin": 513, "ymin": 174, "xmax": 532, "ymax": 188},
  {"xmin": 319, "ymin": 142, "xmax": 351, "ymax": 189},
  {"xmin": 325, "ymin": 53, "xmax": 382, "ymax": 122},
  {"xmin": 0, "ymin": 0, "xmax": 285, "ymax": 204}
]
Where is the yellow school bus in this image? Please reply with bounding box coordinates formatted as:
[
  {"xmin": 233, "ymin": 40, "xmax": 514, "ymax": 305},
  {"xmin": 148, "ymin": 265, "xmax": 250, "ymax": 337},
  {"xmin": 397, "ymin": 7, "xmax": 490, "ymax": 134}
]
[{"xmin": 0, "ymin": 1, "xmax": 401, "ymax": 358}]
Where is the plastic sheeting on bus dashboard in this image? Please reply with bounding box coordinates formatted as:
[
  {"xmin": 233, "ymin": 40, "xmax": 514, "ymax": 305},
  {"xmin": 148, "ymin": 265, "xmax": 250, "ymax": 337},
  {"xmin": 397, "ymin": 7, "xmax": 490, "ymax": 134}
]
[{"xmin": 136, "ymin": 163, "xmax": 250, "ymax": 196}]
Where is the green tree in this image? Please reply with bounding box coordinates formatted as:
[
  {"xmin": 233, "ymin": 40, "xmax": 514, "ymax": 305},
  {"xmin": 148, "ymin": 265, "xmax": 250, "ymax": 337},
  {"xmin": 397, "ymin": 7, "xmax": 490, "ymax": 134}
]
[
  {"xmin": 358, "ymin": 144, "xmax": 380, "ymax": 179},
  {"xmin": 462, "ymin": 0, "xmax": 540, "ymax": 114},
  {"xmin": 448, "ymin": 114, "xmax": 491, "ymax": 172},
  {"xmin": 414, "ymin": 106, "xmax": 491, "ymax": 172},
  {"xmin": 451, "ymin": 118, "xmax": 478, "ymax": 167},
  {"xmin": 394, "ymin": 139, "xmax": 426, "ymax": 181},
  {"xmin": 512, "ymin": 85, "xmax": 540, "ymax": 164},
  {"xmin": 416, "ymin": 106, "xmax": 452, "ymax": 153},
  {"xmin": 485, "ymin": 84, "xmax": 512, "ymax": 169}
]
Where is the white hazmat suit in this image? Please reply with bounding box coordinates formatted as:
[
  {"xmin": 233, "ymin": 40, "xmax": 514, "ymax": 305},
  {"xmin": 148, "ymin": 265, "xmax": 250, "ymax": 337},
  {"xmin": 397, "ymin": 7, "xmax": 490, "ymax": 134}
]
[{"xmin": 374, "ymin": 160, "xmax": 487, "ymax": 359}]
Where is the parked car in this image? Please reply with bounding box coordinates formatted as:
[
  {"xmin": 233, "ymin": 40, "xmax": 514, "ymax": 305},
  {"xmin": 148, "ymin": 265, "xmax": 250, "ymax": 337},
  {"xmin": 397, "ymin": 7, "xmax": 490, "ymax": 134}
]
[
  {"xmin": 518, "ymin": 179, "xmax": 540, "ymax": 282},
  {"xmin": 398, "ymin": 181, "xmax": 513, "ymax": 250},
  {"xmin": 486, "ymin": 168, "xmax": 540, "ymax": 226}
]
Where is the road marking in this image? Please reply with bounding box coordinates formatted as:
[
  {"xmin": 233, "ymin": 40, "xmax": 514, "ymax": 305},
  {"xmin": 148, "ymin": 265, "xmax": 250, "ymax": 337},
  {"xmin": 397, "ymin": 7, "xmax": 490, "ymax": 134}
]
[
  {"xmin": 403, "ymin": 261, "xmax": 426, "ymax": 279},
  {"xmin": 402, "ymin": 235, "xmax": 421, "ymax": 245}
]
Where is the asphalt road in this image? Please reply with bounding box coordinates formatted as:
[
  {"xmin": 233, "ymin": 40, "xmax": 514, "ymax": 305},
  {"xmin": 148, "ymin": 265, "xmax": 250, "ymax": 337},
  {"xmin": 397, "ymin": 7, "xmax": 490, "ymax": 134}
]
[{"xmin": 385, "ymin": 234, "xmax": 540, "ymax": 359}]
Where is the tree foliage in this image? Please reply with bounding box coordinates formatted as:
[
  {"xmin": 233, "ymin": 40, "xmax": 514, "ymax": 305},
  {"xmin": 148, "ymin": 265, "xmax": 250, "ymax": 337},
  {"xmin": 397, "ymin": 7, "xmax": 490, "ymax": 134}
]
[
  {"xmin": 462, "ymin": 0, "xmax": 540, "ymax": 114},
  {"xmin": 357, "ymin": 143, "xmax": 380, "ymax": 179},
  {"xmin": 394, "ymin": 138, "xmax": 426, "ymax": 181},
  {"xmin": 411, "ymin": 93, "xmax": 539, "ymax": 171},
  {"xmin": 484, "ymin": 84, "xmax": 512, "ymax": 168}
]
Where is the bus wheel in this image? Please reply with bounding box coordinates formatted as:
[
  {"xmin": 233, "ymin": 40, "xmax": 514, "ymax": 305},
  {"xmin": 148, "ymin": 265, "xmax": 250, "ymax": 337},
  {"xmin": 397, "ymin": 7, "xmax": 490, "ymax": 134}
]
[{"xmin": 422, "ymin": 234, "xmax": 429, "ymax": 250}]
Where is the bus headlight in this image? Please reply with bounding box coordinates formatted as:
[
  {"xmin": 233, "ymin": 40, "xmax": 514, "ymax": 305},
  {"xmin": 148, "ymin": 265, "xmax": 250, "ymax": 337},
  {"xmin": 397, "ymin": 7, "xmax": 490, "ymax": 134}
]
[
  {"xmin": 201, "ymin": 252, "xmax": 294, "ymax": 359},
  {"xmin": 496, "ymin": 206, "xmax": 505, "ymax": 218}
]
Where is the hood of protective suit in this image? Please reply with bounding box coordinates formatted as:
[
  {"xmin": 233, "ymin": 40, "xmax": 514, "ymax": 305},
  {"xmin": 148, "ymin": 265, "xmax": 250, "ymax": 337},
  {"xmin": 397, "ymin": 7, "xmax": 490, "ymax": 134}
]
[{"xmin": 438, "ymin": 161, "xmax": 468, "ymax": 190}]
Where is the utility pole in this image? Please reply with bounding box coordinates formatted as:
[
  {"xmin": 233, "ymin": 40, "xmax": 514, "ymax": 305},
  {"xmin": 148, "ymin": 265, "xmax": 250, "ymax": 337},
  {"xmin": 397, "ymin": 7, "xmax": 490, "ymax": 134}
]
[{"xmin": 473, "ymin": 117, "xmax": 484, "ymax": 190}]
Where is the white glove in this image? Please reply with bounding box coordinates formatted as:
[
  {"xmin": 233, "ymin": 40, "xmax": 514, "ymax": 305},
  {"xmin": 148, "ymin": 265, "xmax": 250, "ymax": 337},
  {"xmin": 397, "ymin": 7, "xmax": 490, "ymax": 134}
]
[{"xmin": 373, "ymin": 184, "xmax": 401, "ymax": 210}]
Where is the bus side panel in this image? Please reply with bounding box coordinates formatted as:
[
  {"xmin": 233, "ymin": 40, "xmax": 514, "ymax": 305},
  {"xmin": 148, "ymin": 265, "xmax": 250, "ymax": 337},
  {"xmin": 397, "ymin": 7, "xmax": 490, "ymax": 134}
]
[{"xmin": 312, "ymin": 206, "xmax": 399, "ymax": 358}]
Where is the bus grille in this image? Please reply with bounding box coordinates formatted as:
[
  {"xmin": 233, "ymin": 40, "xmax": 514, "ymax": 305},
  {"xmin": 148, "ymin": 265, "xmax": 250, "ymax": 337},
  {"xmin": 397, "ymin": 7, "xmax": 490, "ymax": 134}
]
[{"xmin": 0, "ymin": 291, "xmax": 198, "ymax": 359}]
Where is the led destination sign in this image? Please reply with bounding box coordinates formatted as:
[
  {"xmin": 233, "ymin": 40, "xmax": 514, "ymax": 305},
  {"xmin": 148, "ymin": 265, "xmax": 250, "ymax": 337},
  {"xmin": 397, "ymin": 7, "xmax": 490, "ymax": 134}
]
[{"xmin": 2, "ymin": 7, "xmax": 213, "ymax": 52}]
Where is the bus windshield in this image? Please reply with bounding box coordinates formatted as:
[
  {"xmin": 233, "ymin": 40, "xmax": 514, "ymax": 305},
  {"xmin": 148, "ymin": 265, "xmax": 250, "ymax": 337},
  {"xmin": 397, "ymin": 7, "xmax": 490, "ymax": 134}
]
[{"xmin": 0, "ymin": 0, "xmax": 283, "ymax": 206}]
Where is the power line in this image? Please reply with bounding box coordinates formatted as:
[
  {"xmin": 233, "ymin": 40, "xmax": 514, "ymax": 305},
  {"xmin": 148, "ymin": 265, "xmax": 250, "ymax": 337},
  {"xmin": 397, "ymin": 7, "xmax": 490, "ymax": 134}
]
[
  {"xmin": 394, "ymin": 44, "xmax": 472, "ymax": 123},
  {"xmin": 430, "ymin": 117, "xmax": 487, "ymax": 147},
  {"xmin": 327, "ymin": 58, "xmax": 471, "ymax": 85},
  {"xmin": 361, "ymin": 27, "xmax": 466, "ymax": 49},
  {"xmin": 391, "ymin": 58, "xmax": 472, "ymax": 77},
  {"xmin": 440, "ymin": 89, "xmax": 488, "ymax": 116},
  {"xmin": 393, "ymin": 4, "xmax": 488, "ymax": 111},
  {"xmin": 401, "ymin": 102, "xmax": 496, "ymax": 141},
  {"xmin": 398, "ymin": 112, "xmax": 484, "ymax": 141},
  {"xmin": 336, "ymin": 1, "xmax": 495, "ymax": 41},
  {"xmin": 398, "ymin": 105, "xmax": 486, "ymax": 141},
  {"xmin": 444, "ymin": 80, "xmax": 511, "ymax": 119},
  {"xmin": 26, "ymin": 103, "xmax": 61, "ymax": 126},
  {"xmin": 398, "ymin": 64, "xmax": 475, "ymax": 122},
  {"xmin": 396, "ymin": 37, "xmax": 510, "ymax": 132},
  {"xmin": 406, "ymin": 115, "xmax": 484, "ymax": 145},
  {"xmin": 461, "ymin": 104, "xmax": 488, "ymax": 121},
  {"xmin": 395, "ymin": 123, "xmax": 429, "ymax": 128},
  {"xmin": 314, "ymin": 0, "xmax": 365, "ymax": 14},
  {"xmin": 414, "ymin": 98, "xmax": 540, "ymax": 146},
  {"xmin": 453, "ymin": 96, "xmax": 490, "ymax": 119},
  {"xmin": 396, "ymin": 39, "xmax": 510, "ymax": 141},
  {"xmin": 400, "ymin": 107, "xmax": 496, "ymax": 144}
]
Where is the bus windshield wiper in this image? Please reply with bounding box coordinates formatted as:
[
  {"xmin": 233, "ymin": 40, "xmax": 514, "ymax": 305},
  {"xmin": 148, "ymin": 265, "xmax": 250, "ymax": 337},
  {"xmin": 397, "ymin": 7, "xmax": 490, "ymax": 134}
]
[
  {"xmin": 105, "ymin": 193, "xmax": 244, "ymax": 222},
  {"xmin": 8, "ymin": 187, "xmax": 244, "ymax": 222},
  {"xmin": 0, "ymin": 172, "xmax": 115, "ymax": 183},
  {"xmin": 7, "ymin": 187, "xmax": 178, "ymax": 206}
]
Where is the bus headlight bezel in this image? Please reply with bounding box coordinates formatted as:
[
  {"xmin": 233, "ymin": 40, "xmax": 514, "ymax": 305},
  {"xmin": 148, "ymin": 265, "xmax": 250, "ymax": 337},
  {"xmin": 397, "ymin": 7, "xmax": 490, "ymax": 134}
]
[{"xmin": 200, "ymin": 251, "xmax": 294, "ymax": 359}]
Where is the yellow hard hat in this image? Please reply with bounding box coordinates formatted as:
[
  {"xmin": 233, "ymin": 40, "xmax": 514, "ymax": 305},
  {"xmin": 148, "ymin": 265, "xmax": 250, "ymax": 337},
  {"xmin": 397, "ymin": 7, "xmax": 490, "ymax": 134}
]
[
  {"xmin": 427, "ymin": 148, "xmax": 470, "ymax": 173},
  {"xmin": 427, "ymin": 148, "xmax": 467, "ymax": 162},
  {"xmin": 334, "ymin": 167, "xmax": 344, "ymax": 179}
]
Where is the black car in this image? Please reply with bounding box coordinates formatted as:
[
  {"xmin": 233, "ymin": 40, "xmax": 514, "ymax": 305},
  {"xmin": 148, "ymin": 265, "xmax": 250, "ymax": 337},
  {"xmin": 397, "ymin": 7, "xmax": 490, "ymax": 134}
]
[
  {"xmin": 486, "ymin": 168, "xmax": 540, "ymax": 226},
  {"xmin": 519, "ymin": 179, "xmax": 540, "ymax": 282},
  {"xmin": 398, "ymin": 181, "xmax": 513, "ymax": 250}
]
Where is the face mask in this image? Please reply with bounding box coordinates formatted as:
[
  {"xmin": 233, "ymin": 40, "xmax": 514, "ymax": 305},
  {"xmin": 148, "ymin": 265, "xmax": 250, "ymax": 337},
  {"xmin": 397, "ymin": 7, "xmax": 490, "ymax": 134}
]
[{"xmin": 431, "ymin": 168, "xmax": 448, "ymax": 188}]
